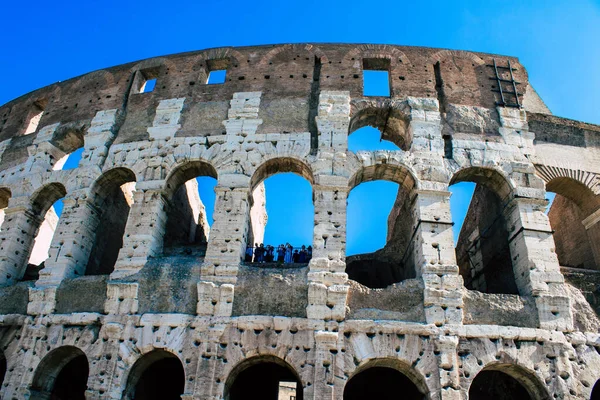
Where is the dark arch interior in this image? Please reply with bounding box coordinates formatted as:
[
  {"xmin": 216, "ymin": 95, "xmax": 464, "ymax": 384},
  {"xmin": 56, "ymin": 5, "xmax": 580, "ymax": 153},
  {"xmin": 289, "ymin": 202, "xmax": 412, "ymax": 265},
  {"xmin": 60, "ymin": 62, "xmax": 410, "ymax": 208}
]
[
  {"xmin": 453, "ymin": 181, "xmax": 517, "ymax": 295},
  {"xmin": 591, "ymin": 379, "xmax": 600, "ymax": 400},
  {"xmin": 0, "ymin": 354, "xmax": 6, "ymax": 388},
  {"xmin": 469, "ymin": 370, "xmax": 531, "ymax": 400},
  {"xmin": 128, "ymin": 353, "xmax": 185, "ymax": 400},
  {"xmin": 343, "ymin": 366, "xmax": 424, "ymax": 400},
  {"xmin": 50, "ymin": 354, "xmax": 88, "ymax": 400},
  {"xmin": 86, "ymin": 169, "xmax": 136, "ymax": 275},
  {"xmin": 227, "ymin": 360, "xmax": 303, "ymax": 400},
  {"xmin": 31, "ymin": 350, "xmax": 89, "ymax": 400}
]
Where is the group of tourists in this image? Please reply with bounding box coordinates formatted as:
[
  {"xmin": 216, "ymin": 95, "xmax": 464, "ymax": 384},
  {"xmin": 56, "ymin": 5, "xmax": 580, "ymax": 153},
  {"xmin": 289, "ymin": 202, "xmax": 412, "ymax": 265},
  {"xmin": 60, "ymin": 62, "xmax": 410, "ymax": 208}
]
[{"xmin": 245, "ymin": 243, "xmax": 312, "ymax": 264}]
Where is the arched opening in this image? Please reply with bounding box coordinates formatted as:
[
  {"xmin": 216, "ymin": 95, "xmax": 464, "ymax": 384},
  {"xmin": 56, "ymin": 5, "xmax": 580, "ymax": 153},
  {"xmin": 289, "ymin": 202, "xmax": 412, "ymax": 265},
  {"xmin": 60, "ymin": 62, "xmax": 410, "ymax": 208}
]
[
  {"xmin": 0, "ymin": 352, "xmax": 6, "ymax": 389},
  {"xmin": 0, "ymin": 188, "xmax": 11, "ymax": 231},
  {"xmin": 346, "ymin": 164, "xmax": 417, "ymax": 288},
  {"xmin": 163, "ymin": 161, "xmax": 218, "ymax": 257},
  {"xmin": 247, "ymin": 158, "xmax": 314, "ymax": 264},
  {"xmin": 85, "ymin": 168, "xmax": 136, "ymax": 275},
  {"xmin": 344, "ymin": 366, "xmax": 425, "ymax": 400},
  {"xmin": 545, "ymin": 177, "xmax": 600, "ymax": 271},
  {"xmin": 450, "ymin": 168, "xmax": 518, "ymax": 294},
  {"xmin": 30, "ymin": 346, "xmax": 88, "ymax": 400},
  {"xmin": 123, "ymin": 350, "xmax": 184, "ymax": 400},
  {"xmin": 348, "ymin": 126, "xmax": 401, "ymax": 152},
  {"xmin": 25, "ymin": 183, "xmax": 67, "ymax": 281},
  {"xmin": 51, "ymin": 125, "xmax": 85, "ymax": 171},
  {"xmin": 469, "ymin": 366, "xmax": 547, "ymax": 400},
  {"xmin": 348, "ymin": 106, "xmax": 410, "ymax": 151},
  {"xmin": 591, "ymin": 379, "xmax": 600, "ymax": 400},
  {"xmin": 225, "ymin": 356, "xmax": 303, "ymax": 400}
]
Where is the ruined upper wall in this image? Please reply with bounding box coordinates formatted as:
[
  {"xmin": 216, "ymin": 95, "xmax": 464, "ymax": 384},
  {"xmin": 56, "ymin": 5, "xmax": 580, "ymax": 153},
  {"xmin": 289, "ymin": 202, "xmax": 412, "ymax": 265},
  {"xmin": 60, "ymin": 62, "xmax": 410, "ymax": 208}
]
[{"xmin": 0, "ymin": 44, "xmax": 542, "ymax": 147}]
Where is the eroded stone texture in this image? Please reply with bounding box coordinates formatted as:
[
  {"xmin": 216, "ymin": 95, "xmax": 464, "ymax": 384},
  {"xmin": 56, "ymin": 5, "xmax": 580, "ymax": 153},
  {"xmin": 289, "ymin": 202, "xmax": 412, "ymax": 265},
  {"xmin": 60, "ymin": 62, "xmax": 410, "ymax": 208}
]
[{"xmin": 0, "ymin": 43, "xmax": 597, "ymax": 399}]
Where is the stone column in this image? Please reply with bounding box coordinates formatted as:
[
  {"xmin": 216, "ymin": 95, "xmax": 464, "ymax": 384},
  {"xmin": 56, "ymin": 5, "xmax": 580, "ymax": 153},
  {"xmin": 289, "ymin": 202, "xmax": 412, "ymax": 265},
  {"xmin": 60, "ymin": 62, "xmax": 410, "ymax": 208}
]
[
  {"xmin": 24, "ymin": 123, "xmax": 67, "ymax": 173},
  {"xmin": 197, "ymin": 175, "xmax": 250, "ymax": 317},
  {"xmin": 504, "ymin": 196, "xmax": 573, "ymax": 331},
  {"xmin": 307, "ymin": 179, "xmax": 349, "ymax": 321},
  {"xmin": 312, "ymin": 330, "xmax": 339, "ymax": 400},
  {"xmin": 433, "ymin": 335, "xmax": 462, "ymax": 400},
  {"xmin": 410, "ymin": 188, "xmax": 463, "ymax": 326},
  {"xmin": 81, "ymin": 109, "xmax": 121, "ymax": 167},
  {"xmin": 315, "ymin": 91, "xmax": 350, "ymax": 151},
  {"xmin": 0, "ymin": 197, "xmax": 42, "ymax": 285},
  {"xmin": 28, "ymin": 190, "xmax": 102, "ymax": 315},
  {"xmin": 110, "ymin": 181, "xmax": 168, "ymax": 280}
]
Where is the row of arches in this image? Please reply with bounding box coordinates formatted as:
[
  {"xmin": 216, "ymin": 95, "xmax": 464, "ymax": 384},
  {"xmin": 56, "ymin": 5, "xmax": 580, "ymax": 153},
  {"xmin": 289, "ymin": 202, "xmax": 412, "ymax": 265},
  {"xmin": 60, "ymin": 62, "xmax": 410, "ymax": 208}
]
[{"xmin": 5, "ymin": 345, "xmax": 589, "ymax": 399}]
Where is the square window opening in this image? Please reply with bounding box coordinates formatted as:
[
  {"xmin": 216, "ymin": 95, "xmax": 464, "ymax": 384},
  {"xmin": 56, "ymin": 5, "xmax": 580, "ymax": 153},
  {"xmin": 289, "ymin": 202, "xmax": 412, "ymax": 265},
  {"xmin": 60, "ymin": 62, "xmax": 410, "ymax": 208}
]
[
  {"xmin": 23, "ymin": 101, "xmax": 46, "ymax": 135},
  {"xmin": 207, "ymin": 70, "xmax": 227, "ymax": 85},
  {"xmin": 363, "ymin": 58, "xmax": 391, "ymax": 97},
  {"xmin": 140, "ymin": 78, "xmax": 157, "ymax": 93}
]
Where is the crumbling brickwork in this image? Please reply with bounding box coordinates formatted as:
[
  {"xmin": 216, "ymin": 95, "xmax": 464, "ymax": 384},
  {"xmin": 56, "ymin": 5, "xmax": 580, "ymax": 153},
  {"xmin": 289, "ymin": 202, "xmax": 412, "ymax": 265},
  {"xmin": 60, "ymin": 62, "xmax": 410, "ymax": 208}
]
[{"xmin": 0, "ymin": 43, "xmax": 598, "ymax": 399}]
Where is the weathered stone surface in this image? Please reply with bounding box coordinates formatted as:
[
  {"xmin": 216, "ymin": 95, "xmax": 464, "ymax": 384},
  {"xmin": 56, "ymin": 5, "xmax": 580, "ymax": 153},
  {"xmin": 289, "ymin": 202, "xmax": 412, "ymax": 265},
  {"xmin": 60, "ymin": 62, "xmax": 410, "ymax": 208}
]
[{"xmin": 0, "ymin": 43, "xmax": 597, "ymax": 399}]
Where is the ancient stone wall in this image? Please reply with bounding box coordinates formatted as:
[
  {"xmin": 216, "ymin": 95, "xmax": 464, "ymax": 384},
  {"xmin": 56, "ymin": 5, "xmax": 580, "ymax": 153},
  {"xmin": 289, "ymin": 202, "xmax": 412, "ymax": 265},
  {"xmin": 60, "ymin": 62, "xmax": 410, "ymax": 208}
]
[{"xmin": 0, "ymin": 43, "xmax": 598, "ymax": 399}]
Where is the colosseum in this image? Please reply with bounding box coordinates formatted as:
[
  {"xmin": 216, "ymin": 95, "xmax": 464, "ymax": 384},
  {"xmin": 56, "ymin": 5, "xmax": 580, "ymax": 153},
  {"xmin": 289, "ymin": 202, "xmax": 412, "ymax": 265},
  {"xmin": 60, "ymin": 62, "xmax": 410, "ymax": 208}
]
[{"xmin": 0, "ymin": 43, "xmax": 598, "ymax": 399}]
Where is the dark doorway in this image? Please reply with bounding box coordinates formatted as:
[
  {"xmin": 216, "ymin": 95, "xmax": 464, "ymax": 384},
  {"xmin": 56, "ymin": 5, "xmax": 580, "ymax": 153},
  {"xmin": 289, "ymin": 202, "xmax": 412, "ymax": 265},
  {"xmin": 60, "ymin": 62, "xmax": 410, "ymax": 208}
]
[
  {"xmin": 591, "ymin": 379, "xmax": 600, "ymax": 400},
  {"xmin": 124, "ymin": 350, "xmax": 185, "ymax": 400},
  {"xmin": 227, "ymin": 359, "xmax": 303, "ymax": 400},
  {"xmin": 469, "ymin": 370, "xmax": 531, "ymax": 400},
  {"xmin": 30, "ymin": 346, "xmax": 89, "ymax": 400},
  {"xmin": 344, "ymin": 366, "xmax": 424, "ymax": 400}
]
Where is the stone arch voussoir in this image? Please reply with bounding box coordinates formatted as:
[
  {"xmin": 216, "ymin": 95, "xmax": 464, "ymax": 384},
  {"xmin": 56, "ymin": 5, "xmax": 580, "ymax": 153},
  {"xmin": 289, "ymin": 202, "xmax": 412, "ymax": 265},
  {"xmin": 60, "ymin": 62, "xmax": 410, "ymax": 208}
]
[{"xmin": 342, "ymin": 44, "xmax": 412, "ymax": 68}]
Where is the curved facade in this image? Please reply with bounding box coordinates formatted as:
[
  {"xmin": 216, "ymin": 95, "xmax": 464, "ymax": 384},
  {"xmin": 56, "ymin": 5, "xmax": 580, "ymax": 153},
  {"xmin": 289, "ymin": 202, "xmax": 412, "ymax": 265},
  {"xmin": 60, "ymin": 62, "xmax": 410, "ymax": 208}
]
[{"xmin": 0, "ymin": 43, "xmax": 598, "ymax": 399}]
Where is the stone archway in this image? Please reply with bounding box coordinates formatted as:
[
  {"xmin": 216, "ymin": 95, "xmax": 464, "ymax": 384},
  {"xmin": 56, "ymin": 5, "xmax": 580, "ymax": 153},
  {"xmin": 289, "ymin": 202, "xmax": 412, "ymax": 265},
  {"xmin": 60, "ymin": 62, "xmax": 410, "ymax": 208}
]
[
  {"xmin": 123, "ymin": 349, "xmax": 185, "ymax": 400},
  {"xmin": 30, "ymin": 346, "xmax": 89, "ymax": 400},
  {"xmin": 343, "ymin": 363, "xmax": 426, "ymax": 400},
  {"xmin": 225, "ymin": 356, "xmax": 303, "ymax": 400},
  {"xmin": 468, "ymin": 365, "xmax": 549, "ymax": 400}
]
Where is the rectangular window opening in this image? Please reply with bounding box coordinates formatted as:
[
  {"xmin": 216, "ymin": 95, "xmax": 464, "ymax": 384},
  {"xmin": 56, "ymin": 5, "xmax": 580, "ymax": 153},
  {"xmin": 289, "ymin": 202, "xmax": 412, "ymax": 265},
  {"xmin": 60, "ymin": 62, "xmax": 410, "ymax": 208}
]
[
  {"xmin": 140, "ymin": 78, "xmax": 157, "ymax": 93},
  {"xmin": 207, "ymin": 70, "xmax": 226, "ymax": 85},
  {"xmin": 23, "ymin": 101, "xmax": 46, "ymax": 135},
  {"xmin": 363, "ymin": 58, "xmax": 391, "ymax": 97}
]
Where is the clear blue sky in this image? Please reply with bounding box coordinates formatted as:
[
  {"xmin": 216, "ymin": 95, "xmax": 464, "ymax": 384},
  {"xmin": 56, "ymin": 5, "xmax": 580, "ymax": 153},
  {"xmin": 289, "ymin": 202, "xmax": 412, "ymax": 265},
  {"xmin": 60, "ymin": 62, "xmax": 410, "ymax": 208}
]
[{"xmin": 3, "ymin": 0, "xmax": 598, "ymax": 254}]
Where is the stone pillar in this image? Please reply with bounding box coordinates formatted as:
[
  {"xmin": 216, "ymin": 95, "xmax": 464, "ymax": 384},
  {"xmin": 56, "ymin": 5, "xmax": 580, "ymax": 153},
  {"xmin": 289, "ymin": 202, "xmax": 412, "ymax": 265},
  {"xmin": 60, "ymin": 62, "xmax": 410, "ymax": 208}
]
[
  {"xmin": 411, "ymin": 189, "xmax": 463, "ymax": 326},
  {"xmin": 505, "ymin": 196, "xmax": 574, "ymax": 331},
  {"xmin": 0, "ymin": 197, "xmax": 42, "ymax": 285},
  {"xmin": 36, "ymin": 190, "xmax": 100, "ymax": 285},
  {"xmin": 307, "ymin": 180, "xmax": 349, "ymax": 321},
  {"xmin": 81, "ymin": 109, "xmax": 121, "ymax": 167},
  {"xmin": 27, "ymin": 190, "xmax": 103, "ymax": 315},
  {"xmin": 197, "ymin": 175, "xmax": 250, "ymax": 317},
  {"xmin": 312, "ymin": 330, "xmax": 338, "ymax": 400},
  {"xmin": 110, "ymin": 181, "xmax": 168, "ymax": 280},
  {"xmin": 315, "ymin": 91, "xmax": 350, "ymax": 151},
  {"xmin": 24, "ymin": 123, "xmax": 67, "ymax": 173},
  {"xmin": 434, "ymin": 335, "xmax": 462, "ymax": 400},
  {"xmin": 147, "ymin": 98, "xmax": 185, "ymax": 141}
]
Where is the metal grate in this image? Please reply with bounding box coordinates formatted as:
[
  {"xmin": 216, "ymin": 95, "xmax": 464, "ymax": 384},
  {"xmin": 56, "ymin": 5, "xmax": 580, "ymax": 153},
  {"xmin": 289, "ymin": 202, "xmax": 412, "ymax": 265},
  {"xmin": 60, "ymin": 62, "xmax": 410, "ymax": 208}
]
[{"xmin": 488, "ymin": 59, "xmax": 522, "ymax": 108}]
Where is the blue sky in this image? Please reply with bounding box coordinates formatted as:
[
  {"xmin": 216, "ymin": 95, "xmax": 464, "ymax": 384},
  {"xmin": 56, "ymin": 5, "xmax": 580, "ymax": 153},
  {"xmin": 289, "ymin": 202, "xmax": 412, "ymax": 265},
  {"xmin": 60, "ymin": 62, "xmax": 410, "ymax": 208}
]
[{"xmin": 2, "ymin": 0, "xmax": 598, "ymax": 254}]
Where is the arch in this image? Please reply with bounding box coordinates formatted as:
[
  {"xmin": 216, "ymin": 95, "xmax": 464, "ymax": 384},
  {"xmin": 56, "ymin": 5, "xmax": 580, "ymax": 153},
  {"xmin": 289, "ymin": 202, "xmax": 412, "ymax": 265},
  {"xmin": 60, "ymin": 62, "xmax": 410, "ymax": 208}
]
[
  {"xmin": 224, "ymin": 355, "xmax": 303, "ymax": 400},
  {"xmin": 342, "ymin": 44, "xmax": 412, "ymax": 67},
  {"xmin": 544, "ymin": 176, "xmax": 600, "ymax": 270},
  {"xmin": 122, "ymin": 349, "xmax": 185, "ymax": 400},
  {"xmin": 85, "ymin": 167, "xmax": 136, "ymax": 275},
  {"xmin": 30, "ymin": 182, "xmax": 67, "ymax": 217},
  {"xmin": 250, "ymin": 157, "xmax": 314, "ymax": 192},
  {"xmin": 450, "ymin": 167, "xmax": 518, "ymax": 294},
  {"xmin": 349, "ymin": 99, "xmax": 411, "ymax": 150},
  {"xmin": 468, "ymin": 363, "xmax": 549, "ymax": 400},
  {"xmin": 0, "ymin": 352, "xmax": 6, "ymax": 389},
  {"xmin": 450, "ymin": 166, "xmax": 514, "ymax": 204},
  {"xmin": 348, "ymin": 163, "xmax": 417, "ymax": 192},
  {"xmin": 591, "ymin": 379, "xmax": 600, "ymax": 400},
  {"xmin": 430, "ymin": 49, "xmax": 485, "ymax": 66},
  {"xmin": 164, "ymin": 160, "xmax": 218, "ymax": 200},
  {"xmin": 344, "ymin": 358, "xmax": 427, "ymax": 400},
  {"xmin": 0, "ymin": 188, "xmax": 11, "ymax": 209},
  {"xmin": 51, "ymin": 122, "xmax": 86, "ymax": 163},
  {"xmin": 258, "ymin": 43, "xmax": 329, "ymax": 66},
  {"xmin": 30, "ymin": 346, "xmax": 89, "ymax": 400}
]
